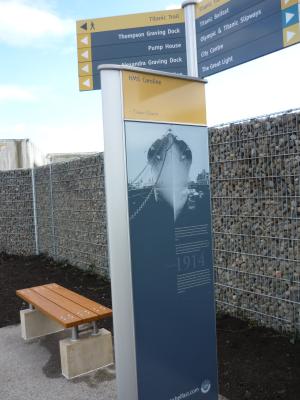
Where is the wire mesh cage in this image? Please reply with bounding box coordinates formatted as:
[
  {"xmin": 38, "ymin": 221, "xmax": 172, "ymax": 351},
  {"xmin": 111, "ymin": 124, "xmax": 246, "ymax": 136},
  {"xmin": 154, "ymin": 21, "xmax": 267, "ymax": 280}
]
[{"xmin": 209, "ymin": 109, "xmax": 300, "ymax": 335}]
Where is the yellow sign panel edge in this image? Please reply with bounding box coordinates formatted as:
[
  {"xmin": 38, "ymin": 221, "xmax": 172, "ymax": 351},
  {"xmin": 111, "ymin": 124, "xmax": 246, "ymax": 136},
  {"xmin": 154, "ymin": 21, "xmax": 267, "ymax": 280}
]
[
  {"xmin": 76, "ymin": 8, "xmax": 184, "ymax": 34},
  {"xmin": 79, "ymin": 76, "xmax": 94, "ymax": 91},
  {"xmin": 281, "ymin": 0, "xmax": 300, "ymax": 10},
  {"xmin": 283, "ymin": 23, "xmax": 300, "ymax": 47},
  {"xmin": 77, "ymin": 47, "xmax": 92, "ymax": 62},
  {"xmin": 78, "ymin": 61, "xmax": 93, "ymax": 77},
  {"xmin": 77, "ymin": 33, "xmax": 91, "ymax": 49},
  {"xmin": 196, "ymin": 0, "xmax": 231, "ymax": 18},
  {"xmin": 121, "ymin": 69, "xmax": 207, "ymax": 126}
]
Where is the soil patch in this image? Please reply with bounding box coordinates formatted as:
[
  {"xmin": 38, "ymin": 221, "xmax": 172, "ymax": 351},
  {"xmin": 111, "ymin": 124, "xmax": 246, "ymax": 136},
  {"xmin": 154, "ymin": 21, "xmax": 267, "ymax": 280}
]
[
  {"xmin": 0, "ymin": 253, "xmax": 112, "ymax": 332},
  {"xmin": 0, "ymin": 253, "xmax": 299, "ymax": 400},
  {"xmin": 217, "ymin": 315, "xmax": 300, "ymax": 400}
]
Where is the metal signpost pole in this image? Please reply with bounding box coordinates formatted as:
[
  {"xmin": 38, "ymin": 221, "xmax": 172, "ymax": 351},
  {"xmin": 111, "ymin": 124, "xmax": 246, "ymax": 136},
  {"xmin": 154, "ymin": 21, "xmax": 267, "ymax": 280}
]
[
  {"xmin": 182, "ymin": 0, "xmax": 199, "ymax": 77},
  {"xmin": 101, "ymin": 67, "xmax": 138, "ymax": 400}
]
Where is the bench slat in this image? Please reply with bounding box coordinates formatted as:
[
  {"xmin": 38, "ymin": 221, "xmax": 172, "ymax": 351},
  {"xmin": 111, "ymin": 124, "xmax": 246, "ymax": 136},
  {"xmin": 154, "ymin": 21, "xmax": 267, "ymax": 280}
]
[
  {"xmin": 16, "ymin": 288, "xmax": 81, "ymax": 328},
  {"xmin": 44, "ymin": 283, "xmax": 112, "ymax": 319},
  {"xmin": 32, "ymin": 286, "xmax": 99, "ymax": 324}
]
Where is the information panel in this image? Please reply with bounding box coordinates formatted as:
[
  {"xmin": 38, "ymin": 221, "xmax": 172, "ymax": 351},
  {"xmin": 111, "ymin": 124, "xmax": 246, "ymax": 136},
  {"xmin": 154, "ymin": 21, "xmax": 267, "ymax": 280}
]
[
  {"xmin": 76, "ymin": 9, "xmax": 187, "ymax": 91},
  {"xmin": 101, "ymin": 66, "xmax": 218, "ymax": 400},
  {"xmin": 196, "ymin": 0, "xmax": 300, "ymax": 76}
]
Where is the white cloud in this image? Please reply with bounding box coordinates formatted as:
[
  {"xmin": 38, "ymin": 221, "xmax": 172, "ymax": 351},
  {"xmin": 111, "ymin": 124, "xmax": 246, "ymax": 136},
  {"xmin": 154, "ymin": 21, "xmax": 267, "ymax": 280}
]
[
  {"xmin": 0, "ymin": 0, "xmax": 74, "ymax": 46},
  {"xmin": 165, "ymin": 4, "xmax": 181, "ymax": 10},
  {"xmin": 0, "ymin": 85, "xmax": 37, "ymax": 102}
]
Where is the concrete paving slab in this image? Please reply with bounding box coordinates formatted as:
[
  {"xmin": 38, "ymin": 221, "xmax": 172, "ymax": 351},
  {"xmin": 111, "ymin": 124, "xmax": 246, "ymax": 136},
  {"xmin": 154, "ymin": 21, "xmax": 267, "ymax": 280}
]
[
  {"xmin": 0, "ymin": 324, "xmax": 228, "ymax": 400},
  {"xmin": 0, "ymin": 324, "xmax": 116, "ymax": 400}
]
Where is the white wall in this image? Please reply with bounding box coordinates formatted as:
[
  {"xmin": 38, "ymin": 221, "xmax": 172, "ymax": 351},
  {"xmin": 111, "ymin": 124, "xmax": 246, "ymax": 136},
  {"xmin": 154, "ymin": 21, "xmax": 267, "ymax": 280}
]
[{"xmin": 0, "ymin": 139, "xmax": 47, "ymax": 170}]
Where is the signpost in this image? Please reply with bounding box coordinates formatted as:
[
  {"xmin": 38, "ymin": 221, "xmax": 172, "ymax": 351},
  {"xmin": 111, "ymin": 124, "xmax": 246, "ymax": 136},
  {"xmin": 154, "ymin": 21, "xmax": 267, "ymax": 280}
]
[
  {"xmin": 100, "ymin": 65, "xmax": 218, "ymax": 400},
  {"xmin": 76, "ymin": 9, "xmax": 187, "ymax": 91},
  {"xmin": 76, "ymin": 1, "xmax": 300, "ymax": 89},
  {"xmin": 74, "ymin": 2, "xmax": 300, "ymax": 399},
  {"xmin": 196, "ymin": 0, "xmax": 300, "ymax": 76}
]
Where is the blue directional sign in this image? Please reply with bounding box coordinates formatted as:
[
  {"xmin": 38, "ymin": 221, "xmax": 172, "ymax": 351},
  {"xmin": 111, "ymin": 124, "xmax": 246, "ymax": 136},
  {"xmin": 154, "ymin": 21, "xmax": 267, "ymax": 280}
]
[
  {"xmin": 197, "ymin": 0, "xmax": 300, "ymax": 77},
  {"xmin": 76, "ymin": 9, "xmax": 187, "ymax": 90}
]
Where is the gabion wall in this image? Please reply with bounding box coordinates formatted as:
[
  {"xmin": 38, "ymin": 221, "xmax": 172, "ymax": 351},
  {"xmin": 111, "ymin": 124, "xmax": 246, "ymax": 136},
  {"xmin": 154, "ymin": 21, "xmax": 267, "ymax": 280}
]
[
  {"xmin": 0, "ymin": 169, "xmax": 35, "ymax": 255},
  {"xmin": 0, "ymin": 155, "xmax": 109, "ymax": 277},
  {"xmin": 43, "ymin": 155, "xmax": 108, "ymax": 276},
  {"xmin": 0, "ymin": 109, "xmax": 299, "ymax": 334},
  {"xmin": 210, "ymin": 110, "xmax": 300, "ymax": 334}
]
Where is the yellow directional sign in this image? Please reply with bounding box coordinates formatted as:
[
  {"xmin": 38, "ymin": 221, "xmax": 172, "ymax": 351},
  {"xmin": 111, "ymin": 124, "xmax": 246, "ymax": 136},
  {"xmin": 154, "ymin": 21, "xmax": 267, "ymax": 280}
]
[
  {"xmin": 281, "ymin": 0, "xmax": 299, "ymax": 10},
  {"xmin": 283, "ymin": 23, "xmax": 300, "ymax": 46},
  {"xmin": 79, "ymin": 76, "xmax": 93, "ymax": 91},
  {"xmin": 76, "ymin": 9, "xmax": 184, "ymax": 34}
]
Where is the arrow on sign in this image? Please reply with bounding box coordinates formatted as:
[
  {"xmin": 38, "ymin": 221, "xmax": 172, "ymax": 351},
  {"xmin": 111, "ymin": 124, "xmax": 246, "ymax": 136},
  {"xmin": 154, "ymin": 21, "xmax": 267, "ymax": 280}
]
[
  {"xmin": 80, "ymin": 36, "xmax": 89, "ymax": 45},
  {"xmin": 83, "ymin": 78, "xmax": 91, "ymax": 88},
  {"xmin": 286, "ymin": 30, "xmax": 296, "ymax": 42},
  {"xmin": 81, "ymin": 50, "xmax": 89, "ymax": 60},
  {"xmin": 81, "ymin": 64, "xmax": 89, "ymax": 73},
  {"xmin": 81, "ymin": 22, "xmax": 88, "ymax": 31},
  {"xmin": 285, "ymin": 12, "xmax": 294, "ymax": 24}
]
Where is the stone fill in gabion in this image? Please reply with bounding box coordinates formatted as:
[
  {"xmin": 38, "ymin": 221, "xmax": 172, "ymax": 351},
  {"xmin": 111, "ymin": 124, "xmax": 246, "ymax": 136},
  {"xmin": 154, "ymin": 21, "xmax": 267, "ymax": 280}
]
[
  {"xmin": 0, "ymin": 169, "xmax": 35, "ymax": 255},
  {"xmin": 46, "ymin": 155, "xmax": 108, "ymax": 277},
  {"xmin": 35, "ymin": 165, "xmax": 53, "ymax": 257},
  {"xmin": 209, "ymin": 110, "xmax": 300, "ymax": 334}
]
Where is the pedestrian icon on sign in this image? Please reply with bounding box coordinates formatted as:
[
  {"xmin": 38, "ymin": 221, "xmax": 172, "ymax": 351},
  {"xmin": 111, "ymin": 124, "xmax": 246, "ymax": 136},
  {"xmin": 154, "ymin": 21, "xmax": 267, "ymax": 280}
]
[{"xmin": 90, "ymin": 22, "xmax": 95, "ymax": 31}]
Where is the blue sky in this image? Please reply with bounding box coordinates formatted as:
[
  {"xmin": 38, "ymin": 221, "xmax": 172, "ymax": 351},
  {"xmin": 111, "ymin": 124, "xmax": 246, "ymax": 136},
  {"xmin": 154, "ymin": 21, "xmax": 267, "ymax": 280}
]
[{"xmin": 0, "ymin": 0, "xmax": 299, "ymax": 156}]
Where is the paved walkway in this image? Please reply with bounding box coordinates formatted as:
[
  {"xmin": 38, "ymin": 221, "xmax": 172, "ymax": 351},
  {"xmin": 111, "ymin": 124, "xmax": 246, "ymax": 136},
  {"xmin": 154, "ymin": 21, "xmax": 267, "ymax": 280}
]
[
  {"xmin": 0, "ymin": 324, "xmax": 227, "ymax": 400},
  {"xmin": 0, "ymin": 325, "xmax": 116, "ymax": 400}
]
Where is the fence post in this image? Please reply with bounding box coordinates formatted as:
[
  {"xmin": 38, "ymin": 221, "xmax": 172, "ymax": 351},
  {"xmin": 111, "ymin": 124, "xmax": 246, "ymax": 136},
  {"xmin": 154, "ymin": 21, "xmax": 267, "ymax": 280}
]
[
  {"xmin": 49, "ymin": 163, "xmax": 56, "ymax": 257},
  {"xmin": 31, "ymin": 168, "xmax": 39, "ymax": 255}
]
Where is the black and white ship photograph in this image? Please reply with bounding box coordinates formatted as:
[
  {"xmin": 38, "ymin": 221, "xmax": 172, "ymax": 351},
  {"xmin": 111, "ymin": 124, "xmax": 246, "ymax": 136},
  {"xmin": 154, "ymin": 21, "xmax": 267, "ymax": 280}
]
[{"xmin": 125, "ymin": 121, "xmax": 211, "ymax": 227}]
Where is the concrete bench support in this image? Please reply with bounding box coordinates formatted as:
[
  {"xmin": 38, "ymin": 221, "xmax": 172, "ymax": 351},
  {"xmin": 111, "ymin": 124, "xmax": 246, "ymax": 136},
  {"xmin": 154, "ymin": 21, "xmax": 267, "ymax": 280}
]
[
  {"xmin": 20, "ymin": 308, "xmax": 64, "ymax": 340},
  {"xmin": 59, "ymin": 328, "xmax": 113, "ymax": 379}
]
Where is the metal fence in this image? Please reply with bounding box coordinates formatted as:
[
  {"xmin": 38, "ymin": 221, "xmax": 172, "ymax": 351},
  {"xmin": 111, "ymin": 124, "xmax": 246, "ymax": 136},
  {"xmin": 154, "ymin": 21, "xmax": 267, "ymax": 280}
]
[{"xmin": 210, "ymin": 109, "xmax": 300, "ymax": 336}]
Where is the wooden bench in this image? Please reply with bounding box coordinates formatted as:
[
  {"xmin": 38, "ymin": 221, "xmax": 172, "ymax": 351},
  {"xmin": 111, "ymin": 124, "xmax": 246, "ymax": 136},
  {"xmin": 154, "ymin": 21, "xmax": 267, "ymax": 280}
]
[
  {"xmin": 17, "ymin": 283, "xmax": 112, "ymax": 339},
  {"xmin": 16, "ymin": 283, "xmax": 113, "ymax": 378}
]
